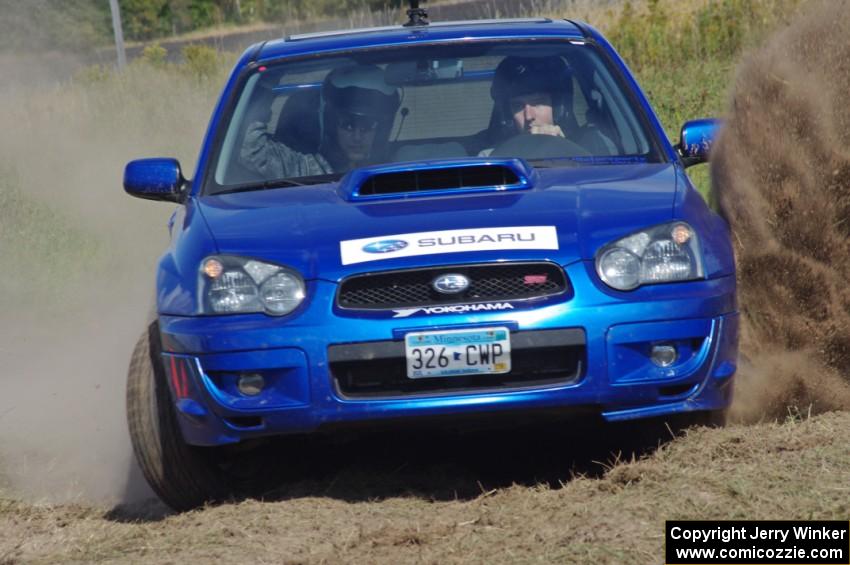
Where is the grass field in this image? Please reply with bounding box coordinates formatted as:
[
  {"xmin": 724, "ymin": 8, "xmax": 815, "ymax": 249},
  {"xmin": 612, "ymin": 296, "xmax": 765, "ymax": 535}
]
[{"xmin": 0, "ymin": 169, "xmax": 102, "ymax": 307}]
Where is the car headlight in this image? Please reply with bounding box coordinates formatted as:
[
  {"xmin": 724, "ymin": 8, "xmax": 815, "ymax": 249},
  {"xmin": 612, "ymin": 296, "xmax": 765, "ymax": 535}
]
[
  {"xmin": 199, "ymin": 256, "xmax": 305, "ymax": 315},
  {"xmin": 595, "ymin": 222, "xmax": 704, "ymax": 291}
]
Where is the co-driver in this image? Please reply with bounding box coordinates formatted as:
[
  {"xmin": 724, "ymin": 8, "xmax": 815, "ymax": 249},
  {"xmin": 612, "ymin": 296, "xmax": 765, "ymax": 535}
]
[{"xmin": 240, "ymin": 64, "xmax": 400, "ymax": 178}]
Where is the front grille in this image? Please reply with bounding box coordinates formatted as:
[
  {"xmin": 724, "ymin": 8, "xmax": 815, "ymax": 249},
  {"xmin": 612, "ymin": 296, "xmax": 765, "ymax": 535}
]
[
  {"xmin": 337, "ymin": 262, "xmax": 568, "ymax": 310},
  {"xmin": 328, "ymin": 328, "xmax": 585, "ymax": 398}
]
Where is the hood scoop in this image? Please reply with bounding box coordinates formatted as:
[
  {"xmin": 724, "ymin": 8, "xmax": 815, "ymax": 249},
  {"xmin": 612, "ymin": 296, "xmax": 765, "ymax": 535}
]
[{"xmin": 341, "ymin": 157, "xmax": 536, "ymax": 201}]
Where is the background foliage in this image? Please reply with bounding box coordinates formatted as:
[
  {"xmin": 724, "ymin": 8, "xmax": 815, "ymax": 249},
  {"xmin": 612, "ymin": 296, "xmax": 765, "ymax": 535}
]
[
  {"xmin": 597, "ymin": 0, "xmax": 800, "ymax": 197},
  {"xmin": 0, "ymin": 0, "xmax": 404, "ymax": 49},
  {"xmin": 0, "ymin": 0, "xmax": 110, "ymax": 52}
]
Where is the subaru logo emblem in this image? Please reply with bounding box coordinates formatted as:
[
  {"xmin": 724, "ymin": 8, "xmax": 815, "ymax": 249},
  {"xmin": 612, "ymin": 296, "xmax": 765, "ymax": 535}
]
[
  {"xmin": 433, "ymin": 273, "xmax": 470, "ymax": 294},
  {"xmin": 362, "ymin": 239, "xmax": 408, "ymax": 254}
]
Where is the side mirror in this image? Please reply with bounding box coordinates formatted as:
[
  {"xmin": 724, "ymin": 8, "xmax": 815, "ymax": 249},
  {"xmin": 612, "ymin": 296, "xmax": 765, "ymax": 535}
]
[
  {"xmin": 124, "ymin": 158, "xmax": 187, "ymax": 202},
  {"xmin": 677, "ymin": 118, "xmax": 721, "ymax": 168}
]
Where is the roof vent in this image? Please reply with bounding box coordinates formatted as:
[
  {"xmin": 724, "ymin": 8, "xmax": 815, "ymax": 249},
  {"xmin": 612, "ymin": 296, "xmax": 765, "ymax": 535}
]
[{"xmin": 403, "ymin": 0, "xmax": 429, "ymax": 27}]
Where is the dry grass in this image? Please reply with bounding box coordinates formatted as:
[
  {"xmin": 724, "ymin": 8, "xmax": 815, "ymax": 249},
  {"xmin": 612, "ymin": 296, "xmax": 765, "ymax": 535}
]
[{"xmin": 0, "ymin": 412, "xmax": 846, "ymax": 564}]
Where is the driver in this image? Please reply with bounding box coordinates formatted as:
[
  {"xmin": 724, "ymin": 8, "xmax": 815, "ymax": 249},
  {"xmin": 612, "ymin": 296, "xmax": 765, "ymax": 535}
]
[
  {"xmin": 240, "ymin": 64, "xmax": 400, "ymax": 178},
  {"xmin": 481, "ymin": 55, "xmax": 616, "ymax": 156},
  {"xmin": 491, "ymin": 55, "xmax": 572, "ymax": 140}
]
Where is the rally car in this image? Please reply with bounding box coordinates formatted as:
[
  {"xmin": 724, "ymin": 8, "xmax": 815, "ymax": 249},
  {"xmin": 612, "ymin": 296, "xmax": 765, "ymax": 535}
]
[{"xmin": 124, "ymin": 6, "xmax": 737, "ymax": 510}]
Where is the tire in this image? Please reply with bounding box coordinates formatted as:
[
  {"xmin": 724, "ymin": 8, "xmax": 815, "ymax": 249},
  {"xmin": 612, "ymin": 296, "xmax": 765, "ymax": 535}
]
[{"xmin": 126, "ymin": 323, "xmax": 231, "ymax": 511}]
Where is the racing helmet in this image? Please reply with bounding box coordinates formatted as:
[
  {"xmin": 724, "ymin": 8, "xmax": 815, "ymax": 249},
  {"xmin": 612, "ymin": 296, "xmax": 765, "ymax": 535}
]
[
  {"xmin": 320, "ymin": 64, "xmax": 400, "ymax": 168},
  {"xmin": 490, "ymin": 56, "xmax": 573, "ymax": 134}
]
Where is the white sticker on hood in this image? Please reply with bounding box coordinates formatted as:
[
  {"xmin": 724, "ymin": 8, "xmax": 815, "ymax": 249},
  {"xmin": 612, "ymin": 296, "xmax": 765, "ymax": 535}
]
[{"xmin": 340, "ymin": 226, "xmax": 559, "ymax": 265}]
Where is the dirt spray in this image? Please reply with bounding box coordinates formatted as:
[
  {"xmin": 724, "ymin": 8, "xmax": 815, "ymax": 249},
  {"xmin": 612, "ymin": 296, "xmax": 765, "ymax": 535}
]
[{"xmin": 712, "ymin": 0, "xmax": 850, "ymax": 421}]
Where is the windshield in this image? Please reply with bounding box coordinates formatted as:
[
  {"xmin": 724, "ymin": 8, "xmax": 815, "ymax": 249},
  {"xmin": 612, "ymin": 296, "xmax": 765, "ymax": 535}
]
[{"xmin": 207, "ymin": 40, "xmax": 661, "ymax": 195}]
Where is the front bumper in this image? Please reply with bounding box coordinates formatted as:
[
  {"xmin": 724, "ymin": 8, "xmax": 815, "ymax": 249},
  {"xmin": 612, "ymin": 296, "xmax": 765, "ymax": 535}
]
[{"xmin": 158, "ymin": 261, "xmax": 738, "ymax": 446}]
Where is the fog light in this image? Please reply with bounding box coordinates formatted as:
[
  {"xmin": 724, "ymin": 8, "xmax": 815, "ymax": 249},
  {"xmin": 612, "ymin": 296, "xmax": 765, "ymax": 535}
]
[
  {"xmin": 237, "ymin": 373, "xmax": 265, "ymax": 396},
  {"xmin": 650, "ymin": 344, "xmax": 678, "ymax": 367}
]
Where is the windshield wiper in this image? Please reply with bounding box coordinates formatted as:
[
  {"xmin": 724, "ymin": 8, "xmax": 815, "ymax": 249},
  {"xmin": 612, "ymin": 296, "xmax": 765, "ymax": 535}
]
[
  {"xmin": 214, "ymin": 173, "xmax": 342, "ymax": 195},
  {"xmin": 216, "ymin": 179, "xmax": 305, "ymax": 194},
  {"xmin": 527, "ymin": 158, "xmax": 580, "ymax": 169},
  {"xmin": 529, "ymin": 155, "xmax": 651, "ymax": 168}
]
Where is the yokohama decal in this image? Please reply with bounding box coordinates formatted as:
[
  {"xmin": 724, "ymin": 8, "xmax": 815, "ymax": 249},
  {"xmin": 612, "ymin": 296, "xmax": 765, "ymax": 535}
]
[{"xmin": 392, "ymin": 302, "xmax": 515, "ymax": 318}]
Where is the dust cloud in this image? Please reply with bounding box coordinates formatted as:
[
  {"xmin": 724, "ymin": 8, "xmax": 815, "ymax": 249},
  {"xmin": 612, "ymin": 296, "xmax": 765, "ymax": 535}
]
[
  {"xmin": 712, "ymin": 0, "xmax": 850, "ymax": 422},
  {"xmin": 0, "ymin": 53, "xmax": 221, "ymax": 504}
]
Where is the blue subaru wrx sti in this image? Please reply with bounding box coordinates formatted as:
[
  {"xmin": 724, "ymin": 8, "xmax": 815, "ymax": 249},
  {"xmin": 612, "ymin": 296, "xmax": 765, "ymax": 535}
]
[{"xmin": 124, "ymin": 9, "xmax": 737, "ymax": 510}]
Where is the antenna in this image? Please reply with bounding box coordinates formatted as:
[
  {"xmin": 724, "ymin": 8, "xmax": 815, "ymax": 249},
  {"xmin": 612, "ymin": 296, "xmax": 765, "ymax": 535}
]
[{"xmin": 403, "ymin": 0, "xmax": 429, "ymax": 27}]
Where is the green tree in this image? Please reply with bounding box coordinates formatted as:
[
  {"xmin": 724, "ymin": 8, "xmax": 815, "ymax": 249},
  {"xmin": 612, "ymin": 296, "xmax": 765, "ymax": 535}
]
[
  {"xmin": 0, "ymin": 0, "xmax": 110, "ymax": 52},
  {"xmin": 119, "ymin": 0, "xmax": 171, "ymax": 40}
]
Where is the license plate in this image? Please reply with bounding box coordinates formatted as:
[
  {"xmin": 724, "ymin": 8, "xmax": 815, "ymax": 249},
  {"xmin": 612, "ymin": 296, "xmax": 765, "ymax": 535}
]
[{"xmin": 405, "ymin": 327, "xmax": 511, "ymax": 379}]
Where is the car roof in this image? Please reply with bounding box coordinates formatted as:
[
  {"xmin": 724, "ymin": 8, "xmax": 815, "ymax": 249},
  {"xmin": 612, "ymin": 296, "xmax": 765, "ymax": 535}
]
[{"xmin": 255, "ymin": 18, "xmax": 587, "ymax": 62}]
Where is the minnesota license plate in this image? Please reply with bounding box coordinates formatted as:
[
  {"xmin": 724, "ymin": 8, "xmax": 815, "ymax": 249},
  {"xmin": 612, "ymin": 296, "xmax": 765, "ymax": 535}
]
[{"xmin": 405, "ymin": 327, "xmax": 511, "ymax": 379}]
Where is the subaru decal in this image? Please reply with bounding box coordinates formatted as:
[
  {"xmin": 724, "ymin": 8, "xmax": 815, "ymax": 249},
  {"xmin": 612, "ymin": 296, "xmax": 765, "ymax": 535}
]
[
  {"xmin": 362, "ymin": 239, "xmax": 409, "ymax": 254},
  {"xmin": 340, "ymin": 226, "xmax": 558, "ymax": 265}
]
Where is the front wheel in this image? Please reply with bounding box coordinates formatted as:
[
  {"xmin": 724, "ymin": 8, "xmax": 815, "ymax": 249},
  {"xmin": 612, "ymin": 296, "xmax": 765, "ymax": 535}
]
[{"xmin": 126, "ymin": 324, "xmax": 231, "ymax": 511}]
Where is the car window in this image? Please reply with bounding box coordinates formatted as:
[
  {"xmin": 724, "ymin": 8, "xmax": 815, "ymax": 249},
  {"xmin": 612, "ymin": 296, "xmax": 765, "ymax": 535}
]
[{"xmin": 208, "ymin": 41, "xmax": 662, "ymax": 194}]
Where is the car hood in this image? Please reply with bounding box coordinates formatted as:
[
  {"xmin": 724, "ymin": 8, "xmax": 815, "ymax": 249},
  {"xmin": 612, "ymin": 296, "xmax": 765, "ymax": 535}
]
[{"xmin": 197, "ymin": 163, "xmax": 678, "ymax": 281}]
